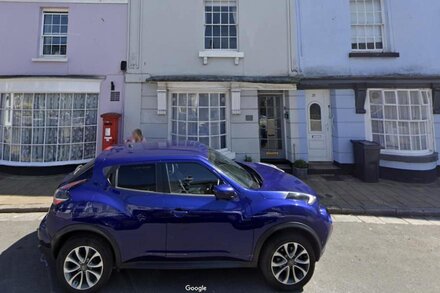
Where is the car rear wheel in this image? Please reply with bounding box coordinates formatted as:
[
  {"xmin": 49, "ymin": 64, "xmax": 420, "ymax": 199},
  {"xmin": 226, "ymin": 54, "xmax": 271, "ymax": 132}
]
[
  {"xmin": 260, "ymin": 234, "xmax": 316, "ymax": 291},
  {"xmin": 56, "ymin": 235, "xmax": 113, "ymax": 293}
]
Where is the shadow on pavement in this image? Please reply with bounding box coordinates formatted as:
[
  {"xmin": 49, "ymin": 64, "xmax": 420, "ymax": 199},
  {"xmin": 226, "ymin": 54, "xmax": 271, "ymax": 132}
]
[
  {"xmin": 0, "ymin": 231, "xmax": 57, "ymax": 293},
  {"xmin": 0, "ymin": 232, "xmax": 278, "ymax": 293}
]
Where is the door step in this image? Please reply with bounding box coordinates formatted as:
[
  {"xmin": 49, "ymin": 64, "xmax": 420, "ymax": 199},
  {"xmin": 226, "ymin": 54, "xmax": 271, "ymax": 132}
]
[
  {"xmin": 261, "ymin": 159, "xmax": 293, "ymax": 174},
  {"xmin": 308, "ymin": 162, "xmax": 341, "ymax": 175}
]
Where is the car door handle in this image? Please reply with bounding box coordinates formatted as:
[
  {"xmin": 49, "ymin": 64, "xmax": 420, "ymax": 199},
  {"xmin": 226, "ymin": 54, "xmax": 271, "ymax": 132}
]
[{"xmin": 172, "ymin": 208, "xmax": 189, "ymax": 217}]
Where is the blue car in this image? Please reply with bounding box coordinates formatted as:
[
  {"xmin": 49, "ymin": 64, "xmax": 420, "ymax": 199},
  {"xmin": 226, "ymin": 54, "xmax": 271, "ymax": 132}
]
[{"xmin": 38, "ymin": 141, "xmax": 332, "ymax": 292}]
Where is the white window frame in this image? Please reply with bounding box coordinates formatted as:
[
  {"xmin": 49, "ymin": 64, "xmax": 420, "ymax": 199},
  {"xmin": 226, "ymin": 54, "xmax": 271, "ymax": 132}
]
[
  {"xmin": 168, "ymin": 89, "xmax": 230, "ymax": 151},
  {"xmin": 0, "ymin": 92, "xmax": 99, "ymax": 167},
  {"xmin": 200, "ymin": 0, "xmax": 244, "ymax": 64},
  {"xmin": 204, "ymin": 0, "xmax": 238, "ymax": 51},
  {"xmin": 39, "ymin": 9, "xmax": 69, "ymax": 58},
  {"xmin": 365, "ymin": 88, "xmax": 436, "ymax": 156},
  {"xmin": 350, "ymin": 0, "xmax": 386, "ymax": 52}
]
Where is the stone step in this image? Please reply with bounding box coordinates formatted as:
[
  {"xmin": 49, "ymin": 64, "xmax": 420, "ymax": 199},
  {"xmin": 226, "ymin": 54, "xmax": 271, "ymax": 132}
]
[{"xmin": 308, "ymin": 162, "xmax": 341, "ymax": 175}]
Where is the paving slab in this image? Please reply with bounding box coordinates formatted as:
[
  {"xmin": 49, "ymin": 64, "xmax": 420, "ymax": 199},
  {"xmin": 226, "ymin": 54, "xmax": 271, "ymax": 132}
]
[{"xmin": 305, "ymin": 175, "xmax": 440, "ymax": 217}]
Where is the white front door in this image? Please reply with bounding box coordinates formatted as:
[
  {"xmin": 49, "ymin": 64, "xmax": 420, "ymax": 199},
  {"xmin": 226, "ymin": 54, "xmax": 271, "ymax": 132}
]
[{"xmin": 306, "ymin": 90, "xmax": 333, "ymax": 162}]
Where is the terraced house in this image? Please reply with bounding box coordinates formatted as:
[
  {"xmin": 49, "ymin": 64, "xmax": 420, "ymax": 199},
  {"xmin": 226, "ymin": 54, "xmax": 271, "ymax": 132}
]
[
  {"xmin": 124, "ymin": 0, "xmax": 439, "ymax": 182},
  {"xmin": 296, "ymin": 0, "xmax": 440, "ymax": 182},
  {"xmin": 1, "ymin": 0, "xmax": 439, "ymax": 183},
  {"xmin": 0, "ymin": 0, "xmax": 127, "ymax": 169}
]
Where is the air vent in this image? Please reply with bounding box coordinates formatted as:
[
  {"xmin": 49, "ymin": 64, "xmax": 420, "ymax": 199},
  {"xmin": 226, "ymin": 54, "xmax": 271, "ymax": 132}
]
[{"xmin": 110, "ymin": 91, "xmax": 120, "ymax": 102}]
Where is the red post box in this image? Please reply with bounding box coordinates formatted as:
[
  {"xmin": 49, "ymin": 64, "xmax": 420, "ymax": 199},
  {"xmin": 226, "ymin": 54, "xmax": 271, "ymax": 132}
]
[{"xmin": 101, "ymin": 113, "xmax": 121, "ymax": 150}]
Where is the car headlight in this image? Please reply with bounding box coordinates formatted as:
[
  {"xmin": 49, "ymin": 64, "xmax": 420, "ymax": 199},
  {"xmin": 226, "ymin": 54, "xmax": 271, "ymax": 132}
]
[{"xmin": 286, "ymin": 192, "xmax": 317, "ymax": 205}]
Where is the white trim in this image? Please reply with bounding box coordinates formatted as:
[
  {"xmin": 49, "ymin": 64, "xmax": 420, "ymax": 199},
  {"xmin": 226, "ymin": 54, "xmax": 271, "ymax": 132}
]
[
  {"xmin": 167, "ymin": 88, "xmax": 231, "ymax": 151},
  {"xmin": 164, "ymin": 82, "xmax": 296, "ymax": 91},
  {"xmin": 157, "ymin": 88, "xmax": 167, "ymax": 115},
  {"xmin": 350, "ymin": 0, "xmax": 387, "ymax": 52},
  {"xmin": 364, "ymin": 88, "xmax": 436, "ymax": 156},
  {"xmin": 42, "ymin": 7, "xmax": 69, "ymax": 12},
  {"xmin": 0, "ymin": 78, "xmax": 102, "ymax": 93},
  {"xmin": 199, "ymin": 50, "xmax": 244, "ymax": 65},
  {"xmin": 305, "ymin": 90, "xmax": 333, "ymax": 162},
  {"xmin": 0, "ymin": 0, "xmax": 127, "ymax": 3},
  {"xmin": 32, "ymin": 57, "xmax": 68, "ymax": 63},
  {"xmin": 231, "ymin": 88, "xmax": 241, "ymax": 115},
  {"xmin": 39, "ymin": 10, "xmax": 69, "ymax": 58}
]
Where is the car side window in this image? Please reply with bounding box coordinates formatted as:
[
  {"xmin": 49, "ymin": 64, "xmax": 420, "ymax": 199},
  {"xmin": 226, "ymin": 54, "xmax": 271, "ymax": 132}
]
[
  {"xmin": 117, "ymin": 164, "xmax": 156, "ymax": 192},
  {"xmin": 165, "ymin": 162, "xmax": 220, "ymax": 195}
]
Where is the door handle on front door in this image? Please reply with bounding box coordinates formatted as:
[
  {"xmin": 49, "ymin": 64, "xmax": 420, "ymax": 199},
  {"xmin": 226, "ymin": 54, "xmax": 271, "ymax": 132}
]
[{"xmin": 173, "ymin": 208, "xmax": 189, "ymax": 217}]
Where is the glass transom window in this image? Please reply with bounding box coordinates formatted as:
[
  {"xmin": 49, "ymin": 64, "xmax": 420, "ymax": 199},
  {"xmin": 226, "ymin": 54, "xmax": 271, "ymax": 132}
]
[
  {"xmin": 0, "ymin": 93, "xmax": 98, "ymax": 165},
  {"xmin": 350, "ymin": 0, "xmax": 384, "ymax": 51},
  {"xmin": 205, "ymin": 0, "xmax": 237, "ymax": 50},
  {"xmin": 171, "ymin": 93, "xmax": 227, "ymax": 150},
  {"xmin": 41, "ymin": 11, "xmax": 68, "ymax": 56},
  {"xmin": 368, "ymin": 89, "xmax": 434, "ymax": 153}
]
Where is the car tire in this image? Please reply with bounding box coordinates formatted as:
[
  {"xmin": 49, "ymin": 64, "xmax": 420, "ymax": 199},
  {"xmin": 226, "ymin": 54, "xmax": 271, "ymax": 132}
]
[
  {"xmin": 260, "ymin": 234, "xmax": 316, "ymax": 292},
  {"xmin": 56, "ymin": 235, "xmax": 114, "ymax": 293}
]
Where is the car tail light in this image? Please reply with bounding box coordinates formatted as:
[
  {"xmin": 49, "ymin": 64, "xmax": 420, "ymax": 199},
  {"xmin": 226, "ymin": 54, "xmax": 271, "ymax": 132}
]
[{"xmin": 53, "ymin": 179, "xmax": 86, "ymax": 205}]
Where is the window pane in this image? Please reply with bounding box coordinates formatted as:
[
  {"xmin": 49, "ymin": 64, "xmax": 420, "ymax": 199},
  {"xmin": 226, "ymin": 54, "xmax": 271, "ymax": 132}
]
[
  {"xmin": 118, "ymin": 164, "xmax": 156, "ymax": 191},
  {"xmin": 370, "ymin": 105, "xmax": 383, "ymax": 119},
  {"xmin": 384, "ymin": 106, "xmax": 397, "ymax": 120},
  {"xmin": 369, "ymin": 90, "xmax": 383, "ymax": 104},
  {"xmin": 384, "ymin": 91, "xmax": 396, "ymax": 104},
  {"xmin": 372, "ymin": 120, "xmax": 384, "ymax": 133},
  {"xmin": 166, "ymin": 162, "xmax": 219, "ymax": 195}
]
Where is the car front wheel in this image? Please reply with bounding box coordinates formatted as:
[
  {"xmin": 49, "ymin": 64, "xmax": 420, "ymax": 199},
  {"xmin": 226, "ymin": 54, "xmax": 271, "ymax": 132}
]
[
  {"xmin": 260, "ymin": 234, "xmax": 316, "ymax": 291},
  {"xmin": 56, "ymin": 235, "xmax": 114, "ymax": 293}
]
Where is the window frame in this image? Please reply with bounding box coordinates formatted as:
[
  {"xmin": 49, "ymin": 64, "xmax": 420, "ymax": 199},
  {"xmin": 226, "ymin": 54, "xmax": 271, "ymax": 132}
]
[
  {"xmin": 204, "ymin": 0, "xmax": 239, "ymax": 51},
  {"xmin": 114, "ymin": 162, "xmax": 159, "ymax": 193},
  {"xmin": 350, "ymin": 0, "xmax": 386, "ymax": 52},
  {"xmin": 308, "ymin": 103, "xmax": 323, "ymax": 132},
  {"xmin": 40, "ymin": 9, "xmax": 69, "ymax": 58},
  {"xmin": 0, "ymin": 92, "xmax": 99, "ymax": 166},
  {"xmin": 365, "ymin": 88, "xmax": 436, "ymax": 156},
  {"xmin": 168, "ymin": 90, "xmax": 230, "ymax": 151},
  {"xmin": 161, "ymin": 161, "xmax": 223, "ymax": 197}
]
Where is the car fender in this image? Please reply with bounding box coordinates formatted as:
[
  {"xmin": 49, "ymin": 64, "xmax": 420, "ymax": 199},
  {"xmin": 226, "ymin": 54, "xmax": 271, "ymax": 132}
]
[
  {"xmin": 51, "ymin": 223, "xmax": 123, "ymax": 267},
  {"xmin": 252, "ymin": 221, "xmax": 323, "ymax": 264}
]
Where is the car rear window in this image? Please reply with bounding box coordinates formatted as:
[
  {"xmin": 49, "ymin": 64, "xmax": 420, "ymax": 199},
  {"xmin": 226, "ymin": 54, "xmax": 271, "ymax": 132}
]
[{"xmin": 117, "ymin": 164, "xmax": 156, "ymax": 192}]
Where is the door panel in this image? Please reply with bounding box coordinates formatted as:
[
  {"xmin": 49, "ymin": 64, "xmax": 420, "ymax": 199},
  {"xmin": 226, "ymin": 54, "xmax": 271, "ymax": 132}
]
[
  {"xmin": 165, "ymin": 195, "xmax": 253, "ymax": 261},
  {"xmin": 306, "ymin": 91, "xmax": 333, "ymax": 162},
  {"xmin": 162, "ymin": 161, "xmax": 253, "ymax": 261},
  {"xmin": 110, "ymin": 163, "xmax": 168, "ymax": 262},
  {"xmin": 259, "ymin": 95, "xmax": 285, "ymax": 160}
]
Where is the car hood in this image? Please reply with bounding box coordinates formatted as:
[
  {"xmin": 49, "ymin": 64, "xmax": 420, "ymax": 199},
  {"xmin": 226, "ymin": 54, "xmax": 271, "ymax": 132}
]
[{"xmin": 242, "ymin": 162, "xmax": 316, "ymax": 195}]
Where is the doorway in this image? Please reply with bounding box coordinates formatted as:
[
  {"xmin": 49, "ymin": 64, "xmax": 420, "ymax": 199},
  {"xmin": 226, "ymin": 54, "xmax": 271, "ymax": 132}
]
[
  {"xmin": 258, "ymin": 94, "xmax": 285, "ymax": 160},
  {"xmin": 306, "ymin": 90, "xmax": 333, "ymax": 162}
]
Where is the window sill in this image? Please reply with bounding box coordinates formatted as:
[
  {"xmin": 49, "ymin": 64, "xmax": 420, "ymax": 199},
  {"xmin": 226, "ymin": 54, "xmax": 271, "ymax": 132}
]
[
  {"xmin": 32, "ymin": 57, "xmax": 68, "ymax": 63},
  {"xmin": 199, "ymin": 50, "xmax": 244, "ymax": 65},
  {"xmin": 216, "ymin": 148, "xmax": 236, "ymax": 160},
  {"xmin": 349, "ymin": 52, "xmax": 400, "ymax": 58},
  {"xmin": 380, "ymin": 151, "xmax": 438, "ymax": 163}
]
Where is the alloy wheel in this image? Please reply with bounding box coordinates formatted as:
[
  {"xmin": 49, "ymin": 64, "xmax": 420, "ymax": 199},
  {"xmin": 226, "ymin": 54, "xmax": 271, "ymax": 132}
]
[
  {"xmin": 63, "ymin": 246, "xmax": 104, "ymax": 290},
  {"xmin": 270, "ymin": 242, "xmax": 310, "ymax": 285}
]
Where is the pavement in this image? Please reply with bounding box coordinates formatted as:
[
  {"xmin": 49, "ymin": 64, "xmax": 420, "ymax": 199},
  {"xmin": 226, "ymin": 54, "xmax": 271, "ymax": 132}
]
[
  {"xmin": 305, "ymin": 174, "xmax": 440, "ymax": 217},
  {"xmin": 0, "ymin": 171, "xmax": 439, "ymax": 217},
  {"xmin": 0, "ymin": 213, "xmax": 439, "ymax": 293}
]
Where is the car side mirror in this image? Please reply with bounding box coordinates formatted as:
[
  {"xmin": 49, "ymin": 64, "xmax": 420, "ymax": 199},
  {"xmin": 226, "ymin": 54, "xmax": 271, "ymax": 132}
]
[{"xmin": 213, "ymin": 184, "xmax": 237, "ymax": 200}]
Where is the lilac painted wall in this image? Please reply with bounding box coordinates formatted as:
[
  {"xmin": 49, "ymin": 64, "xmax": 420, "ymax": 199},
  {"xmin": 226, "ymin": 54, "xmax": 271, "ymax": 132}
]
[
  {"xmin": 0, "ymin": 1, "xmax": 128, "ymax": 151},
  {"xmin": 0, "ymin": 2, "xmax": 127, "ymax": 77}
]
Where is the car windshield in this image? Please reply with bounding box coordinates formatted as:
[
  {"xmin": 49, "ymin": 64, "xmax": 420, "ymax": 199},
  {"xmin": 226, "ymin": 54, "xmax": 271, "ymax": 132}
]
[{"xmin": 208, "ymin": 149, "xmax": 260, "ymax": 189}]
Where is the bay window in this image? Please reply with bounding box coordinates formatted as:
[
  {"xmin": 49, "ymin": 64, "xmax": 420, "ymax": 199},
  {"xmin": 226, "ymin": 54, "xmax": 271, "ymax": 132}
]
[
  {"xmin": 171, "ymin": 93, "xmax": 227, "ymax": 150},
  {"xmin": 368, "ymin": 89, "xmax": 434, "ymax": 154},
  {"xmin": 0, "ymin": 93, "xmax": 98, "ymax": 165}
]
